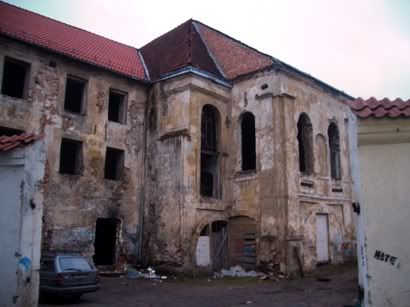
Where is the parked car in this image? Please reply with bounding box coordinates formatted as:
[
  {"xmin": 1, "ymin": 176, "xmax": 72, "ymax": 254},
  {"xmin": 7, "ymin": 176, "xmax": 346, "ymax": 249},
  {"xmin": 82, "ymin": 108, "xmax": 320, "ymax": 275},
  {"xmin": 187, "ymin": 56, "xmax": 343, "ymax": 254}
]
[{"xmin": 39, "ymin": 252, "xmax": 100, "ymax": 298}]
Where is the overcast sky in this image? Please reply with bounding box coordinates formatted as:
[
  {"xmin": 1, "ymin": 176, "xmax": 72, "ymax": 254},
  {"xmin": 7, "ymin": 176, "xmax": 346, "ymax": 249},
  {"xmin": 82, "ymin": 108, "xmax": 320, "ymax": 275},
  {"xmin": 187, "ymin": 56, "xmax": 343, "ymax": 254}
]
[{"xmin": 5, "ymin": 0, "xmax": 410, "ymax": 99}]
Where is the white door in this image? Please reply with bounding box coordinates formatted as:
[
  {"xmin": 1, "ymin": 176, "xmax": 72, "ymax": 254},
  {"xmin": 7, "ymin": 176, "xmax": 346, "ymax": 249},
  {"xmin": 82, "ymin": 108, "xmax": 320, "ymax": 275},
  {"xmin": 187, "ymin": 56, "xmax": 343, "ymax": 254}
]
[
  {"xmin": 0, "ymin": 165, "xmax": 23, "ymax": 305},
  {"xmin": 316, "ymin": 214, "xmax": 329, "ymax": 263}
]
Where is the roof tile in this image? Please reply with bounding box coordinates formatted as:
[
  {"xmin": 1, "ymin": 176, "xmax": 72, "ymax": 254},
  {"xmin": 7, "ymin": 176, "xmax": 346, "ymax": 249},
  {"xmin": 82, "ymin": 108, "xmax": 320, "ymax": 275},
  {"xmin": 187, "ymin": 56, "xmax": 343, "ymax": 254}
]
[
  {"xmin": 0, "ymin": 1, "xmax": 146, "ymax": 80},
  {"xmin": 195, "ymin": 21, "xmax": 273, "ymax": 80},
  {"xmin": 140, "ymin": 20, "xmax": 223, "ymax": 80},
  {"xmin": 348, "ymin": 97, "xmax": 410, "ymax": 119},
  {"xmin": 0, "ymin": 132, "xmax": 43, "ymax": 152}
]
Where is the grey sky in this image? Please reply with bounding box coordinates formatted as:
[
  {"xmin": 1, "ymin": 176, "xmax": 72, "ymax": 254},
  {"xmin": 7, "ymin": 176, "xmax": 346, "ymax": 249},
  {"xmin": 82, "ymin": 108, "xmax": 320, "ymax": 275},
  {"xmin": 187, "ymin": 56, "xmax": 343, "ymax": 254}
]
[{"xmin": 5, "ymin": 0, "xmax": 410, "ymax": 99}]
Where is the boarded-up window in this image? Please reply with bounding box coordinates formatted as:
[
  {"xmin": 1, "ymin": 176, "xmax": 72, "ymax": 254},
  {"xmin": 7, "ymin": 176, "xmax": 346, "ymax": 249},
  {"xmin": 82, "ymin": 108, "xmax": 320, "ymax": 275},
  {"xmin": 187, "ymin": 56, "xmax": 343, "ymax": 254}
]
[
  {"xmin": 240, "ymin": 112, "xmax": 256, "ymax": 171},
  {"xmin": 297, "ymin": 113, "xmax": 313, "ymax": 175},
  {"xmin": 328, "ymin": 123, "xmax": 341, "ymax": 179}
]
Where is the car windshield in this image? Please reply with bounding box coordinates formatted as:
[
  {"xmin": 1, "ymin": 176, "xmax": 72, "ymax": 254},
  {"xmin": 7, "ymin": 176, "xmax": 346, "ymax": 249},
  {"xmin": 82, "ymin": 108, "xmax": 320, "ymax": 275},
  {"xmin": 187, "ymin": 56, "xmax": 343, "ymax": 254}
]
[{"xmin": 59, "ymin": 257, "xmax": 92, "ymax": 271}]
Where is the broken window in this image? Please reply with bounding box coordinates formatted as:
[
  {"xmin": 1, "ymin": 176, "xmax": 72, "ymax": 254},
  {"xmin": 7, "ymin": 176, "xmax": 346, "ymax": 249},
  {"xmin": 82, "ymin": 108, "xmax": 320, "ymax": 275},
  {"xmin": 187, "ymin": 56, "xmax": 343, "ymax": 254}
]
[
  {"xmin": 64, "ymin": 76, "xmax": 86, "ymax": 114},
  {"xmin": 328, "ymin": 123, "xmax": 341, "ymax": 179},
  {"xmin": 59, "ymin": 138, "xmax": 82, "ymax": 175},
  {"xmin": 200, "ymin": 105, "xmax": 220, "ymax": 198},
  {"xmin": 240, "ymin": 112, "xmax": 256, "ymax": 171},
  {"xmin": 1, "ymin": 56, "xmax": 30, "ymax": 99},
  {"xmin": 93, "ymin": 218, "xmax": 119, "ymax": 266},
  {"xmin": 297, "ymin": 113, "xmax": 314, "ymax": 175},
  {"xmin": 104, "ymin": 147, "xmax": 124, "ymax": 180},
  {"xmin": 108, "ymin": 89, "xmax": 127, "ymax": 124}
]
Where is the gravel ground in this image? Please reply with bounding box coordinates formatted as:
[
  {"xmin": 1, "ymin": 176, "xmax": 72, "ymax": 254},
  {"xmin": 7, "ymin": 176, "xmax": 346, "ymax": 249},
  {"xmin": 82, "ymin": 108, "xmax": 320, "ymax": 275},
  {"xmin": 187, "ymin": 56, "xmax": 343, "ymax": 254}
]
[{"xmin": 39, "ymin": 265, "xmax": 359, "ymax": 307}]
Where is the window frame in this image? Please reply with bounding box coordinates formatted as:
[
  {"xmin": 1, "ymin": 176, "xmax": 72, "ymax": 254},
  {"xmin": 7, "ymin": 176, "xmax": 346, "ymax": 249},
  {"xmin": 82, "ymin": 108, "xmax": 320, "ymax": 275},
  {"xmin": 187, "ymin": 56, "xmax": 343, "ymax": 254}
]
[
  {"xmin": 63, "ymin": 75, "xmax": 87, "ymax": 115},
  {"xmin": 59, "ymin": 137, "xmax": 83, "ymax": 175},
  {"xmin": 1, "ymin": 56, "xmax": 31, "ymax": 99},
  {"xmin": 108, "ymin": 88, "xmax": 127, "ymax": 124}
]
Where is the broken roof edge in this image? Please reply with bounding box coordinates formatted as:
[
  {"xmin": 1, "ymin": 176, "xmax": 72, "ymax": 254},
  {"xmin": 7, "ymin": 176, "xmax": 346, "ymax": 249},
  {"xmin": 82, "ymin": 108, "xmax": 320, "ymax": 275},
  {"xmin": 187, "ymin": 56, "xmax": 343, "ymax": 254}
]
[
  {"xmin": 0, "ymin": 34, "xmax": 149, "ymax": 84},
  {"xmin": 153, "ymin": 65, "xmax": 232, "ymax": 88}
]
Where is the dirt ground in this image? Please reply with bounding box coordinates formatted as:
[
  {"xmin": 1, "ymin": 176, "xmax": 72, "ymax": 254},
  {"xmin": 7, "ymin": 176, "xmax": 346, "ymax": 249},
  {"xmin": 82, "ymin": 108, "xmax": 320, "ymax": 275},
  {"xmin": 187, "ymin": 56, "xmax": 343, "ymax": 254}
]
[{"xmin": 39, "ymin": 265, "xmax": 359, "ymax": 307}]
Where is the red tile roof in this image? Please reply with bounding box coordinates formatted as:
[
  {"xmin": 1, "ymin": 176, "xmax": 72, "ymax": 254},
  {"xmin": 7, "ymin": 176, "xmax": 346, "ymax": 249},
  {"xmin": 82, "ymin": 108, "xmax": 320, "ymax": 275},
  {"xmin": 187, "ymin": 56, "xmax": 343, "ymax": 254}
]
[
  {"xmin": 0, "ymin": 132, "xmax": 42, "ymax": 152},
  {"xmin": 348, "ymin": 97, "xmax": 410, "ymax": 118},
  {"xmin": 0, "ymin": 1, "xmax": 146, "ymax": 80},
  {"xmin": 140, "ymin": 20, "xmax": 223, "ymax": 80},
  {"xmin": 195, "ymin": 21, "xmax": 273, "ymax": 80}
]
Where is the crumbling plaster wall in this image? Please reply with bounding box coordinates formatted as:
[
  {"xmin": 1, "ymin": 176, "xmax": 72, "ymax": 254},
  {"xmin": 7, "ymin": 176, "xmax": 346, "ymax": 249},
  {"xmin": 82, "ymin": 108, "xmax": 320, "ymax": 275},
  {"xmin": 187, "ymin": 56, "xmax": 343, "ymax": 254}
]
[
  {"xmin": 144, "ymin": 74, "xmax": 232, "ymax": 270},
  {"xmin": 144, "ymin": 69, "xmax": 356, "ymax": 274},
  {"xmin": 0, "ymin": 37, "xmax": 147, "ymax": 267},
  {"xmin": 229, "ymin": 69, "xmax": 355, "ymax": 274}
]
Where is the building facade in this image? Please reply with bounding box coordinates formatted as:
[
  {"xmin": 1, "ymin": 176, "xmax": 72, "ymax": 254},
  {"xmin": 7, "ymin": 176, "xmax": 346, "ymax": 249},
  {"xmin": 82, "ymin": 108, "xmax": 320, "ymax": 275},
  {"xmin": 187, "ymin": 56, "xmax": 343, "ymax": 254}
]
[
  {"xmin": 0, "ymin": 2, "xmax": 358, "ymax": 305},
  {"xmin": 349, "ymin": 97, "xmax": 410, "ymax": 307}
]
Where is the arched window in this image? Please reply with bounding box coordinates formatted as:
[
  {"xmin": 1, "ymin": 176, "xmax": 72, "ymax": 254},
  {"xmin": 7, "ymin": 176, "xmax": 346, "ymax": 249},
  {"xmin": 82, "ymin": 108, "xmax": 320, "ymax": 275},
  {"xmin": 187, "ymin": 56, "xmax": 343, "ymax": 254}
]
[
  {"xmin": 240, "ymin": 112, "xmax": 256, "ymax": 171},
  {"xmin": 200, "ymin": 105, "xmax": 220, "ymax": 197},
  {"xmin": 297, "ymin": 113, "xmax": 313, "ymax": 175},
  {"xmin": 328, "ymin": 123, "xmax": 341, "ymax": 179}
]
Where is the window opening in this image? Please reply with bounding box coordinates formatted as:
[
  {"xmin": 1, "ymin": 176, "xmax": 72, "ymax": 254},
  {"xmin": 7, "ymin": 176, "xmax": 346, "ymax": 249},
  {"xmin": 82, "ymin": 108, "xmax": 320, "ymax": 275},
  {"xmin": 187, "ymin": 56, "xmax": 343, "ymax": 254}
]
[
  {"xmin": 200, "ymin": 105, "xmax": 220, "ymax": 198},
  {"xmin": 93, "ymin": 218, "xmax": 119, "ymax": 266},
  {"xmin": 59, "ymin": 138, "xmax": 82, "ymax": 175},
  {"xmin": 64, "ymin": 76, "xmax": 86, "ymax": 114},
  {"xmin": 328, "ymin": 123, "xmax": 341, "ymax": 179},
  {"xmin": 241, "ymin": 112, "xmax": 256, "ymax": 171},
  {"xmin": 297, "ymin": 113, "xmax": 313, "ymax": 175},
  {"xmin": 0, "ymin": 126, "xmax": 25, "ymax": 136},
  {"xmin": 104, "ymin": 147, "xmax": 124, "ymax": 180},
  {"xmin": 1, "ymin": 57, "xmax": 30, "ymax": 98},
  {"xmin": 108, "ymin": 89, "xmax": 127, "ymax": 123}
]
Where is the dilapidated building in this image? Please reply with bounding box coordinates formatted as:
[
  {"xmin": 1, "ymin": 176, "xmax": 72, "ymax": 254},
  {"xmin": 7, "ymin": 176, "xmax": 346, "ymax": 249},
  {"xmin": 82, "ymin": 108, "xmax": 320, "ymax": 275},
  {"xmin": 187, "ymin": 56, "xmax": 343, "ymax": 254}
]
[{"xmin": 0, "ymin": 3, "xmax": 358, "ymax": 304}]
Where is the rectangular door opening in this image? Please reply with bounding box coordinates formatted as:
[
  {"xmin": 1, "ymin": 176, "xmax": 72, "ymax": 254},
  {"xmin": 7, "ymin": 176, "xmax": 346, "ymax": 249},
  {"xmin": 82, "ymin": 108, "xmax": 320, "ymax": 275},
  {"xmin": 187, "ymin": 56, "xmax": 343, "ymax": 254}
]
[
  {"xmin": 316, "ymin": 214, "xmax": 330, "ymax": 263},
  {"xmin": 93, "ymin": 218, "xmax": 119, "ymax": 266}
]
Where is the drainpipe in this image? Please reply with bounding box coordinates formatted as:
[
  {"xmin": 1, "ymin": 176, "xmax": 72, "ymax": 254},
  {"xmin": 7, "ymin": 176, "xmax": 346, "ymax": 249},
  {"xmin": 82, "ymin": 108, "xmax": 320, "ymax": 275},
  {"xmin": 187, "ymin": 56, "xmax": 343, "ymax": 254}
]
[{"xmin": 137, "ymin": 86, "xmax": 150, "ymax": 264}]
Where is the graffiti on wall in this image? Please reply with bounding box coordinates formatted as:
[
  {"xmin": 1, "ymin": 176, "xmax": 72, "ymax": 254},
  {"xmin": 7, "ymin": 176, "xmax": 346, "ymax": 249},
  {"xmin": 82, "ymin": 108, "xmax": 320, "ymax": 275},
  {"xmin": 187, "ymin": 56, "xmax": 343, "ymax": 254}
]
[{"xmin": 374, "ymin": 250, "xmax": 399, "ymax": 268}]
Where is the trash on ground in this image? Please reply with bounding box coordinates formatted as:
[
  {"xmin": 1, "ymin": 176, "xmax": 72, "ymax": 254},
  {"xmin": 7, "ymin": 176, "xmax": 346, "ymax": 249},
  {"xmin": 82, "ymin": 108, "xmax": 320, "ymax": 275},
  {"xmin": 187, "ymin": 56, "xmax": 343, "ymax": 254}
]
[
  {"xmin": 215, "ymin": 265, "xmax": 259, "ymax": 278},
  {"xmin": 125, "ymin": 265, "xmax": 164, "ymax": 280}
]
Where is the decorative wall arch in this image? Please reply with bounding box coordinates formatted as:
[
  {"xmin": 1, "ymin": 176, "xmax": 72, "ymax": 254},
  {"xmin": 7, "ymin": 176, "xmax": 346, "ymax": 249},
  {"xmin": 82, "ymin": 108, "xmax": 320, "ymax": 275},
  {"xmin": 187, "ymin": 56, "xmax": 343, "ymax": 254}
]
[{"xmin": 315, "ymin": 134, "xmax": 328, "ymax": 176}]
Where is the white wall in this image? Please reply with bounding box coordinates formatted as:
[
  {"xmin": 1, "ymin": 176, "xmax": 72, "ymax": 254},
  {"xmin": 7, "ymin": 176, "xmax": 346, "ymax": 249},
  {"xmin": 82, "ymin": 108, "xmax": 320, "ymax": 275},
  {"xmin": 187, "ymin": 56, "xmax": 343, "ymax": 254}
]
[{"xmin": 358, "ymin": 118, "xmax": 410, "ymax": 306}]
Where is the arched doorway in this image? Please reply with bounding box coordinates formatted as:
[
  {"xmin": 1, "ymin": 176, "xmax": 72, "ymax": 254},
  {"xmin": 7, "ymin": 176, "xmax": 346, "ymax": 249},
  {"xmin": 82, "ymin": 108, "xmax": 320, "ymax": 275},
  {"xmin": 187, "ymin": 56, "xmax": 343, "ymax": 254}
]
[{"xmin": 196, "ymin": 221, "xmax": 228, "ymax": 271}]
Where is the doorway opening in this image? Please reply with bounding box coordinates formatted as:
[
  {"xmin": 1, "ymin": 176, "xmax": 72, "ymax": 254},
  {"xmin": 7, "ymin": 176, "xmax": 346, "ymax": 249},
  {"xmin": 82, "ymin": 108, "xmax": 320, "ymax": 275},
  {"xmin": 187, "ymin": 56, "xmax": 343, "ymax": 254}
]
[
  {"xmin": 93, "ymin": 218, "xmax": 119, "ymax": 266},
  {"xmin": 229, "ymin": 216, "xmax": 257, "ymax": 270},
  {"xmin": 316, "ymin": 214, "xmax": 330, "ymax": 263}
]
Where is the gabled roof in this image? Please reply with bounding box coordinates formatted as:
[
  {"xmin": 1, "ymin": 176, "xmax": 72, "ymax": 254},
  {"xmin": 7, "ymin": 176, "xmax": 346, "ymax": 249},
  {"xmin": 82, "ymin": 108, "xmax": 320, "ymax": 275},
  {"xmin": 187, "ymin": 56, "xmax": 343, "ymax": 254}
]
[
  {"xmin": 0, "ymin": 1, "xmax": 146, "ymax": 80},
  {"xmin": 0, "ymin": 132, "xmax": 42, "ymax": 152},
  {"xmin": 348, "ymin": 97, "xmax": 410, "ymax": 118},
  {"xmin": 140, "ymin": 19, "xmax": 273, "ymax": 81},
  {"xmin": 140, "ymin": 20, "xmax": 223, "ymax": 81},
  {"xmin": 0, "ymin": 2, "xmax": 352, "ymax": 98},
  {"xmin": 195, "ymin": 21, "xmax": 273, "ymax": 80}
]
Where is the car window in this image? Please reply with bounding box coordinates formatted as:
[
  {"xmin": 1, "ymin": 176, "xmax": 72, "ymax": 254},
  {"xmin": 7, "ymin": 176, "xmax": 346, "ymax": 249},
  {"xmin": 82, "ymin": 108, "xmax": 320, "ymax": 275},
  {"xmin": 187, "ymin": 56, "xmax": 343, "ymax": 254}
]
[
  {"xmin": 59, "ymin": 257, "xmax": 92, "ymax": 271},
  {"xmin": 40, "ymin": 259, "xmax": 55, "ymax": 272}
]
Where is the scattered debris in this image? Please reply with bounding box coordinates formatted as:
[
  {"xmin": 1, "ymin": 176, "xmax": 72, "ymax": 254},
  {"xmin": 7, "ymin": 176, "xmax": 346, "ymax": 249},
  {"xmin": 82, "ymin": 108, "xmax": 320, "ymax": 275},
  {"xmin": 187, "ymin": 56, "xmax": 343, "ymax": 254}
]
[
  {"xmin": 125, "ymin": 266, "xmax": 165, "ymax": 280},
  {"xmin": 215, "ymin": 265, "xmax": 258, "ymax": 278}
]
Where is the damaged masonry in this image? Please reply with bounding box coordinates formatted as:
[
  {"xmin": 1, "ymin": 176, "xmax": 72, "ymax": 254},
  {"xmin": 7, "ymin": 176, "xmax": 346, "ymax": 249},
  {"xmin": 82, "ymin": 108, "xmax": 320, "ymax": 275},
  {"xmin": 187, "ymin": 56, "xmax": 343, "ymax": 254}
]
[{"xmin": 0, "ymin": 2, "xmax": 359, "ymax": 305}]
